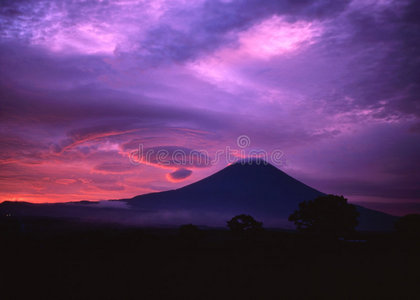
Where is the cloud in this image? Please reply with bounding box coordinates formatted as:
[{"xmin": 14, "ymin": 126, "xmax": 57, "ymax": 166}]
[
  {"xmin": 55, "ymin": 179, "xmax": 77, "ymax": 185},
  {"xmin": 311, "ymin": 0, "xmax": 420, "ymax": 119},
  {"xmin": 130, "ymin": 146, "xmax": 211, "ymax": 169},
  {"xmin": 0, "ymin": 0, "xmax": 351, "ymax": 62},
  {"xmin": 93, "ymin": 162, "xmax": 134, "ymax": 174},
  {"xmin": 94, "ymin": 184, "xmax": 125, "ymax": 192},
  {"xmin": 167, "ymin": 168, "xmax": 193, "ymax": 182}
]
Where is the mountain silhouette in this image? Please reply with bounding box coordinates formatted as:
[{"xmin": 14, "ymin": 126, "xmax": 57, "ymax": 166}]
[
  {"xmin": 0, "ymin": 160, "xmax": 397, "ymax": 230},
  {"xmin": 127, "ymin": 161, "xmax": 322, "ymax": 211},
  {"xmin": 124, "ymin": 160, "xmax": 396, "ymax": 230}
]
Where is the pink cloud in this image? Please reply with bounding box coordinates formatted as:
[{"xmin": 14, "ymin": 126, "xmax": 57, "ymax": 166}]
[
  {"xmin": 188, "ymin": 15, "xmax": 323, "ymax": 89},
  {"xmin": 238, "ymin": 16, "xmax": 322, "ymax": 59}
]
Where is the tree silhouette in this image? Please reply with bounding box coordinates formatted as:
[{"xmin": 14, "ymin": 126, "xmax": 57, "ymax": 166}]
[
  {"xmin": 395, "ymin": 214, "xmax": 420, "ymax": 236},
  {"xmin": 227, "ymin": 214, "xmax": 263, "ymax": 233},
  {"xmin": 289, "ymin": 195, "xmax": 359, "ymax": 235}
]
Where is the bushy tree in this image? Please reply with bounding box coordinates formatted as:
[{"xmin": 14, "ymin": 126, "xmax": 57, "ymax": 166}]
[
  {"xmin": 227, "ymin": 214, "xmax": 263, "ymax": 233},
  {"xmin": 289, "ymin": 195, "xmax": 359, "ymax": 235}
]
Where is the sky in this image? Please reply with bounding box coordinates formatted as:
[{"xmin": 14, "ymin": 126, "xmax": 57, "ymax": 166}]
[{"xmin": 0, "ymin": 0, "xmax": 419, "ymax": 215}]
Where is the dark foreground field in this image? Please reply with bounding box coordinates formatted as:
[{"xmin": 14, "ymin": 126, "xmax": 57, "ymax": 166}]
[{"xmin": 1, "ymin": 217, "xmax": 419, "ymax": 300}]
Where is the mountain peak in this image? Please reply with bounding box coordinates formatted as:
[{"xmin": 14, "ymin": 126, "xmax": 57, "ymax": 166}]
[
  {"xmin": 230, "ymin": 158, "xmax": 271, "ymax": 166},
  {"xmin": 215, "ymin": 159, "xmax": 290, "ymax": 182},
  {"xmin": 226, "ymin": 158, "xmax": 284, "ymax": 174}
]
